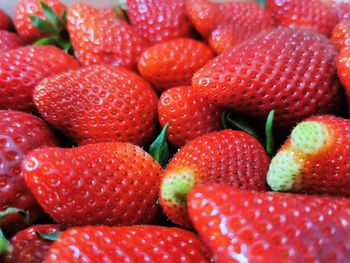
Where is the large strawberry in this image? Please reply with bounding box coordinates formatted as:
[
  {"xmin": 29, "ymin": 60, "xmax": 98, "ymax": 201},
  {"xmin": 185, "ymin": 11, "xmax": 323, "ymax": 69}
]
[
  {"xmin": 0, "ymin": 9, "xmax": 12, "ymax": 31},
  {"xmin": 337, "ymin": 47, "xmax": 350, "ymax": 112},
  {"xmin": 329, "ymin": 0, "xmax": 350, "ymax": 21},
  {"xmin": 0, "ymin": 45, "xmax": 79, "ymax": 112},
  {"xmin": 267, "ymin": 115, "xmax": 350, "ymax": 196},
  {"xmin": 34, "ymin": 65, "xmax": 158, "ymax": 146},
  {"xmin": 127, "ymin": 0, "xmax": 192, "ymax": 44},
  {"xmin": 266, "ymin": 0, "xmax": 338, "ymax": 37},
  {"xmin": 22, "ymin": 142, "xmax": 162, "ymax": 226},
  {"xmin": 0, "ymin": 30, "xmax": 23, "ymax": 53},
  {"xmin": 160, "ymin": 129, "xmax": 270, "ymax": 228},
  {"xmin": 14, "ymin": 0, "xmax": 66, "ymax": 43},
  {"xmin": 192, "ymin": 28, "xmax": 342, "ymax": 129},
  {"xmin": 158, "ymin": 86, "xmax": 221, "ymax": 147},
  {"xmin": 45, "ymin": 225, "xmax": 212, "ymax": 262},
  {"xmin": 0, "ymin": 110, "xmax": 58, "ymax": 235},
  {"xmin": 138, "ymin": 38, "xmax": 213, "ymax": 92},
  {"xmin": 188, "ymin": 185, "xmax": 350, "ymax": 263},
  {"xmin": 4, "ymin": 224, "xmax": 62, "ymax": 263},
  {"xmin": 332, "ymin": 20, "xmax": 350, "ymax": 50},
  {"xmin": 67, "ymin": 3, "xmax": 147, "ymax": 70}
]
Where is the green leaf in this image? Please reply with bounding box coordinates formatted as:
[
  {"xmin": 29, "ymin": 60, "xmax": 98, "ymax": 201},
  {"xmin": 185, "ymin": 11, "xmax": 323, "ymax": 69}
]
[
  {"xmin": 34, "ymin": 36, "xmax": 59, "ymax": 46},
  {"xmin": 0, "ymin": 229, "xmax": 12, "ymax": 254},
  {"xmin": 29, "ymin": 15, "xmax": 59, "ymax": 34},
  {"xmin": 265, "ymin": 110, "xmax": 275, "ymax": 156},
  {"xmin": 0, "ymin": 208, "xmax": 29, "ymax": 224},
  {"xmin": 61, "ymin": 10, "xmax": 67, "ymax": 24},
  {"xmin": 40, "ymin": 1, "xmax": 65, "ymax": 32},
  {"xmin": 149, "ymin": 123, "xmax": 170, "ymax": 167},
  {"xmin": 258, "ymin": 0, "xmax": 266, "ymax": 8},
  {"xmin": 36, "ymin": 231, "xmax": 62, "ymax": 241}
]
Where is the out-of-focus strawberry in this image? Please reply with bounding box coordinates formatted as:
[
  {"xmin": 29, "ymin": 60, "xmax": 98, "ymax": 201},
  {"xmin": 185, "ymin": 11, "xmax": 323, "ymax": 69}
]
[
  {"xmin": 0, "ymin": 9, "xmax": 12, "ymax": 31},
  {"xmin": 34, "ymin": 65, "xmax": 158, "ymax": 146},
  {"xmin": 127, "ymin": 0, "xmax": 192, "ymax": 44},
  {"xmin": 138, "ymin": 38, "xmax": 213, "ymax": 92},
  {"xmin": 332, "ymin": 20, "xmax": 350, "ymax": 50},
  {"xmin": 0, "ymin": 30, "xmax": 23, "ymax": 53}
]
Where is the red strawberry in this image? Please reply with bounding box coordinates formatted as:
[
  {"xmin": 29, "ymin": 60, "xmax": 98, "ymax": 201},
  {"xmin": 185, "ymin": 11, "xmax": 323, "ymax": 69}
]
[
  {"xmin": 0, "ymin": 45, "xmax": 79, "ymax": 112},
  {"xmin": 332, "ymin": 20, "xmax": 350, "ymax": 50},
  {"xmin": 138, "ymin": 38, "xmax": 213, "ymax": 92},
  {"xmin": 329, "ymin": 0, "xmax": 350, "ymax": 21},
  {"xmin": 160, "ymin": 129, "xmax": 270, "ymax": 228},
  {"xmin": 67, "ymin": 3, "xmax": 147, "ymax": 70},
  {"xmin": 188, "ymin": 185, "xmax": 350, "ymax": 263},
  {"xmin": 22, "ymin": 142, "xmax": 162, "ymax": 226},
  {"xmin": 45, "ymin": 225, "xmax": 212, "ymax": 262},
  {"xmin": 192, "ymin": 28, "xmax": 341, "ymax": 128},
  {"xmin": 267, "ymin": 115, "xmax": 350, "ymax": 196},
  {"xmin": 266, "ymin": 0, "xmax": 338, "ymax": 37},
  {"xmin": 4, "ymin": 224, "xmax": 62, "ymax": 263},
  {"xmin": 14, "ymin": 0, "xmax": 66, "ymax": 43},
  {"xmin": 0, "ymin": 30, "xmax": 23, "ymax": 53},
  {"xmin": 127, "ymin": 0, "xmax": 192, "ymax": 44},
  {"xmin": 337, "ymin": 47, "xmax": 350, "ymax": 111},
  {"xmin": 158, "ymin": 86, "xmax": 221, "ymax": 147},
  {"xmin": 0, "ymin": 110, "xmax": 58, "ymax": 235},
  {"xmin": 0, "ymin": 9, "xmax": 12, "ymax": 31},
  {"xmin": 33, "ymin": 65, "xmax": 158, "ymax": 146}
]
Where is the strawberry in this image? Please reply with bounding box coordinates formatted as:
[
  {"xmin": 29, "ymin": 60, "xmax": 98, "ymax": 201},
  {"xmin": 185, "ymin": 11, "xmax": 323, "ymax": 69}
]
[
  {"xmin": 33, "ymin": 65, "xmax": 158, "ymax": 146},
  {"xmin": 0, "ymin": 45, "xmax": 79, "ymax": 112},
  {"xmin": 67, "ymin": 3, "xmax": 147, "ymax": 70},
  {"xmin": 160, "ymin": 129, "xmax": 270, "ymax": 228},
  {"xmin": 266, "ymin": 0, "xmax": 338, "ymax": 37},
  {"xmin": 0, "ymin": 30, "xmax": 23, "ymax": 53},
  {"xmin": 329, "ymin": 0, "xmax": 350, "ymax": 21},
  {"xmin": 332, "ymin": 20, "xmax": 350, "ymax": 50},
  {"xmin": 0, "ymin": 9, "xmax": 12, "ymax": 31},
  {"xmin": 0, "ymin": 110, "xmax": 58, "ymax": 235},
  {"xmin": 337, "ymin": 47, "xmax": 350, "ymax": 111},
  {"xmin": 192, "ymin": 28, "xmax": 342, "ymax": 129},
  {"xmin": 138, "ymin": 38, "xmax": 213, "ymax": 92},
  {"xmin": 22, "ymin": 142, "xmax": 162, "ymax": 226},
  {"xmin": 4, "ymin": 224, "xmax": 62, "ymax": 263},
  {"xmin": 45, "ymin": 225, "xmax": 212, "ymax": 262},
  {"xmin": 188, "ymin": 185, "xmax": 350, "ymax": 263},
  {"xmin": 267, "ymin": 115, "xmax": 350, "ymax": 196},
  {"xmin": 158, "ymin": 86, "xmax": 221, "ymax": 147},
  {"xmin": 127, "ymin": 0, "xmax": 192, "ymax": 44},
  {"xmin": 14, "ymin": 0, "xmax": 66, "ymax": 43}
]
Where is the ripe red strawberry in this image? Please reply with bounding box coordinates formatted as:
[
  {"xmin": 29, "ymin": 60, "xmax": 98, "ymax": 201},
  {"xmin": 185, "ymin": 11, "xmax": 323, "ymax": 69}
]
[
  {"xmin": 4, "ymin": 224, "xmax": 62, "ymax": 263},
  {"xmin": 0, "ymin": 45, "xmax": 79, "ymax": 112},
  {"xmin": 138, "ymin": 38, "xmax": 213, "ymax": 92},
  {"xmin": 158, "ymin": 86, "xmax": 221, "ymax": 147},
  {"xmin": 67, "ymin": 3, "xmax": 148, "ymax": 70},
  {"xmin": 337, "ymin": 47, "xmax": 350, "ymax": 111},
  {"xmin": 0, "ymin": 9, "xmax": 12, "ymax": 31},
  {"xmin": 127, "ymin": 0, "xmax": 192, "ymax": 44},
  {"xmin": 0, "ymin": 110, "xmax": 58, "ymax": 235},
  {"xmin": 332, "ymin": 20, "xmax": 350, "ymax": 50},
  {"xmin": 192, "ymin": 28, "xmax": 341, "ymax": 128},
  {"xmin": 267, "ymin": 115, "xmax": 350, "ymax": 196},
  {"xmin": 188, "ymin": 185, "xmax": 350, "ymax": 263},
  {"xmin": 33, "ymin": 65, "xmax": 158, "ymax": 146},
  {"xmin": 14, "ymin": 0, "xmax": 66, "ymax": 43},
  {"xmin": 0, "ymin": 30, "xmax": 23, "ymax": 52},
  {"xmin": 160, "ymin": 129, "xmax": 270, "ymax": 228},
  {"xmin": 329, "ymin": 0, "xmax": 350, "ymax": 21},
  {"xmin": 22, "ymin": 142, "xmax": 162, "ymax": 226},
  {"xmin": 45, "ymin": 225, "xmax": 212, "ymax": 262},
  {"xmin": 266, "ymin": 0, "xmax": 338, "ymax": 37}
]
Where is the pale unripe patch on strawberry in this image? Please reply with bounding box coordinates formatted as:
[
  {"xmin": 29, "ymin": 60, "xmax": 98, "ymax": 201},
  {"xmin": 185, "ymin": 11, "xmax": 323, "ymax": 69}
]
[{"xmin": 161, "ymin": 167, "xmax": 196, "ymax": 207}]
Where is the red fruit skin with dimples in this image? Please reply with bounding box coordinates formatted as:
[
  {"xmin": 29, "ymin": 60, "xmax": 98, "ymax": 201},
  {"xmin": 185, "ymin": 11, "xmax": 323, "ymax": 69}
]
[
  {"xmin": 0, "ymin": 9, "xmax": 12, "ymax": 31},
  {"xmin": 0, "ymin": 30, "xmax": 23, "ymax": 53}
]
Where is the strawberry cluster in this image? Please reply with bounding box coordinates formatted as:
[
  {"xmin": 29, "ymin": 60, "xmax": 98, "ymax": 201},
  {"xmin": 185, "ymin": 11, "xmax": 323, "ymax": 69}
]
[{"xmin": 1, "ymin": 0, "xmax": 350, "ymax": 262}]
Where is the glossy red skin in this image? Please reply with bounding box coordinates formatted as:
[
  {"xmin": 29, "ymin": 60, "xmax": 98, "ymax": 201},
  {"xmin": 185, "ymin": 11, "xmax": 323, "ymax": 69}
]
[
  {"xmin": 332, "ymin": 20, "xmax": 350, "ymax": 50},
  {"xmin": 23, "ymin": 142, "xmax": 162, "ymax": 226},
  {"xmin": 138, "ymin": 38, "xmax": 213, "ymax": 92},
  {"xmin": 4, "ymin": 224, "xmax": 62, "ymax": 263},
  {"xmin": 158, "ymin": 86, "xmax": 221, "ymax": 147},
  {"xmin": 45, "ymin": 225, "xmax": 212, "ymax": 262},
  {"xmin": 338, "ymin": 47, "xmax": 350, "ymax": 113},
  {"xmin": 0, "ymin": 30, "xmax": 23, "ymax": 53},
  {"xmin": 34, "ymin": 65, "xmax": 158, "ymax": 146},
  {"xmin": 330, "ymin": 1, "xmax": 350, "ymax": 21},
  {"xmin": 127, "ymin": 0, "xmax": 192, "ymax": 44},
  {"xmin": 0, "ymin": 45, "xmax": 79, "ymax": 112},
  {"xmin": 0, "ymin": 111, "xmax": 58, "ymax": 235},
  {"xmin": 266, "ymin": 0, "xmax": 338, "ymax": 37},
  {"xmin": 193, "ymin": 28, "xmax": 340, "ymax": 128},
  {"xmin": 0, "ymin": 9, "xmax": 12, "ymax": 31},
  {"xmin": 67, "ymin": 3, "xmax": 148, "ymax": 70},
  {"xmin": 160, "ymin": 130, "xmax": 270, "ymax": 227},
  {"xmin": 188, "ymin": 185, "xmax": 350, "ymax": 263},
  {"xmin": 14, "ymin": 0, "xmax": 66, "ymax": 43}
]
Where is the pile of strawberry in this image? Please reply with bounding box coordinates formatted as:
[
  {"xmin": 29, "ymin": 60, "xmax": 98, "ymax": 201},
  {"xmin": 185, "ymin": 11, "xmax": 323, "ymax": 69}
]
[{"xmin": 2, "ymin": 0, "xmax": 350, "ymax": 262}]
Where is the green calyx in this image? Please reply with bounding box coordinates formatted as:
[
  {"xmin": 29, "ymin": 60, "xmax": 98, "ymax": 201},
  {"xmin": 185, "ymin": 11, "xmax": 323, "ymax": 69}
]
[
  {"xmin": 36, "ymin": 231, "xmax": 62, "ymax": 241},
  {"xmin": 0, "ymin": 229, "xmax": 12, "ymax": 254},
  {"xmin": 149, "ymin": 123, "xmax": 170, "ymax": 167}
]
